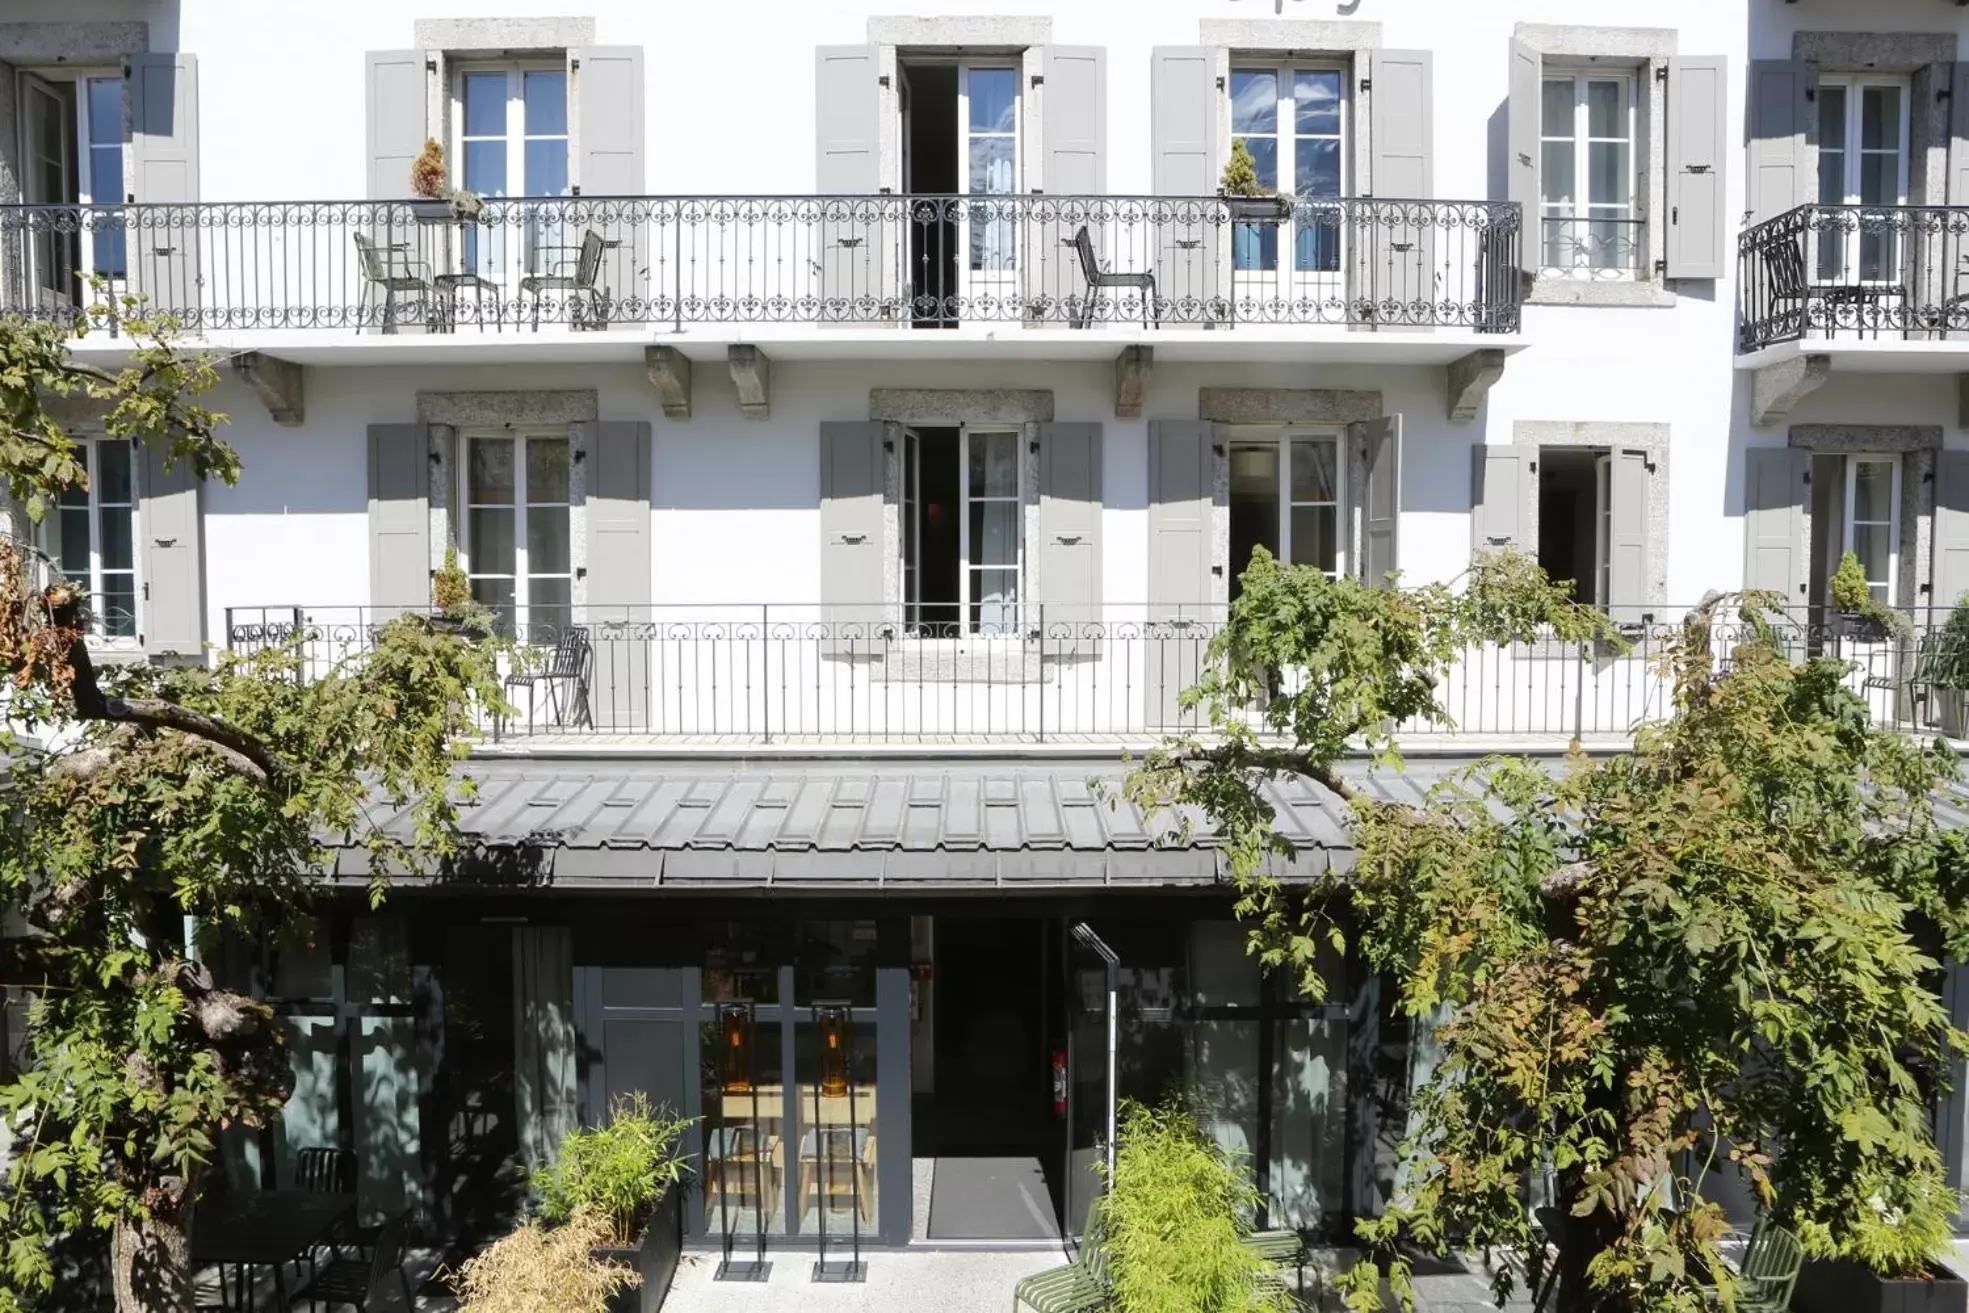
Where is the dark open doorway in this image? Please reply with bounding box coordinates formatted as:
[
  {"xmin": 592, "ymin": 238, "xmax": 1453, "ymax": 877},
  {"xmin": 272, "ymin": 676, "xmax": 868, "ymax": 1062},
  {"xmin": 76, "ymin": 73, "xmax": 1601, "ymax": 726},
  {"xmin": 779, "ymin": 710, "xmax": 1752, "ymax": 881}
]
[
  {"xmin": 899, "ymin": 60, "xmax": 957, "ymax": 327},
  {"xmin": 919, "ymin": 914, "xmax": 1062, "ymax": 1238}
]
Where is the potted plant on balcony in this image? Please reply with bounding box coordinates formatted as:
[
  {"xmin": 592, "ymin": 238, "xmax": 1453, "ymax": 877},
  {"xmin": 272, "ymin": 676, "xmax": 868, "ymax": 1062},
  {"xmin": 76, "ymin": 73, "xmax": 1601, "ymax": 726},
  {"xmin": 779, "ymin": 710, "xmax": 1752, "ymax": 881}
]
[
  {"xmin": 533, "ymin": 1093, "xmax": 695, "ymax": 1313},
  {"xmin": 1929, "ymin": 591, "xmax": 1969, "ymax": 738},
  {"xmin": 410, "ymin": 138, "xmax": 486, "ymax": 224},
  {"xmin": 1219, "ymin": 139, "xmax": 1293, "ymax": 225},
  {"xmin": 430, "ymin": 543, "xmax": 494, "ymax": 639},
  {"xmin": 1829, "ymin": 550, "xmax": 1909, "ymax": 643}
]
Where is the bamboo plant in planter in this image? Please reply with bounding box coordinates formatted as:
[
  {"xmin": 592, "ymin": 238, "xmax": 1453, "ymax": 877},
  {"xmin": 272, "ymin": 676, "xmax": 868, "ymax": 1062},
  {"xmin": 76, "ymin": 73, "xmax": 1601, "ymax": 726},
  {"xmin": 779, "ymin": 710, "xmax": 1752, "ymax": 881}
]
[{"xmin": 533, "ymin": 1094, "xmax": 695, "ymax": 1313}]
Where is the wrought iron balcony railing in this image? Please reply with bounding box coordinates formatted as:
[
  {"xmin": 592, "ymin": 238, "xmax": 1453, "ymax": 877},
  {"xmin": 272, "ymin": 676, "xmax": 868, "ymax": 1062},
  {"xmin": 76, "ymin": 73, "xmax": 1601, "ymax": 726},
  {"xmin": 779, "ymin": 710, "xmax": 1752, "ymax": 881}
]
[
  {"xmin": 222, "ymin": 602, "xmax": 1962, "ymax": 746},
  {"xmin": 1, "ymin": 194, "xmax": 1522, "ymax": 336},
  {"xmin": 1739, "ymin": 202, "xmax": 1969, "ymax": 350}
]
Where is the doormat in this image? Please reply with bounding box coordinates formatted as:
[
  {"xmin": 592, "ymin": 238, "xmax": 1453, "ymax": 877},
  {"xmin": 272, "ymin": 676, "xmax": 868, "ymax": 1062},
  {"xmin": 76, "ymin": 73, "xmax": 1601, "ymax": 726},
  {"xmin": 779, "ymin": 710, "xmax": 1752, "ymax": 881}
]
[{"xmin": 926, "ymin": 1156, "xmax": 1060, "ymax": 1240}]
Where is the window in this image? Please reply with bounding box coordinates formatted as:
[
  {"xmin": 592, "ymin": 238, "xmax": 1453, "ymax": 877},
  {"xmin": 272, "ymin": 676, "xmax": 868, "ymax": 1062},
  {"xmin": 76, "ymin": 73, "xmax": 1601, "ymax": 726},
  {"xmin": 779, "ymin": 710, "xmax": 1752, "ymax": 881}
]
[
  {"xmin": 960, "ymin": 65, "xmax": 1019, "ymax": 280},
  {"xmin": 1229, "ymin": 66, "xmax": 1345, "ymax": 280},
  {"xmin": 901, "ymin": 426, "xmax": 1021, "ymax": 635},
  {"xmin": 1816, "ymin": 75, "xmax": 1909, "ymax": 282},
  {"xmin": 1227, "ymin": 430, "xmax": 1343, "ymax": 597},
  {"xmin": 1539, "ymin": 71, "xmax": 1638, "ymax": 279},
  {"xmin": 1534, "ymin": 448, "xmax": 1612, "ymax": 607},
  {"xmin": 49, "ymin": 438, "xmax": 138, "ymax": 639},
  {"xmin": 17, "ymin": 71, "xmax": 127, "ymax": 298},
  {"xmin": 453, "ymin": 64, "xmax": 570, "ymax": 279},
  {"xmin": 462, "ymin": 433, "xmax": 572, "ymax": 633},
  {"xmin": 1844, "ymin": 455, "xmax": 1899, "ymax": 606}
]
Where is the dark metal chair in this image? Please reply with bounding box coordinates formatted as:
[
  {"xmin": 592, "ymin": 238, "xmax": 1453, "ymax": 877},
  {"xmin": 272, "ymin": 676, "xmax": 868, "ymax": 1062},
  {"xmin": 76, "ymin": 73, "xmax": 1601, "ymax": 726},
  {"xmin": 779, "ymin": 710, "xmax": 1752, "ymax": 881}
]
[
  {"xmin": 520, "ymin": 229, "xmax": 608, "ymax": 330},
  {"xmin": 504, "ymin": 628, "xmax": 593, "ymax": 730},
  {"xmin": 287, "ymin": 1212, "xmax": 411, "ymax": 1312},
  {"xmin": 352, "ymin": 233, "xmax": 434, "ymax": 334},
  {"xmin": 1070, "ymin": 224, "xmax": 1156, "ymax": 329},
  {"xmin": 294, "ymin": 1147, "xmax": 355, "ymax": 1196}
]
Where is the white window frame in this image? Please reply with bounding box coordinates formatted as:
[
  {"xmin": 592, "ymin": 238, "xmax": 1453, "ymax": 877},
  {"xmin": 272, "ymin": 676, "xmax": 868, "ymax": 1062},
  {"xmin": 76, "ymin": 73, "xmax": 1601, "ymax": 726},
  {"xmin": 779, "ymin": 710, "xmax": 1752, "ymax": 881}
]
[
  {"xmin": 1538, "ymin": 69, "xmax": 1639, "ymax": 281},
  {"xmin": 1226, "ymin": 426, "xmax": 1348, "ymax": 581},
  {"xmin": 458, "ymin": 429, "xmax": 574, "ymax": 633},
  {"xmin": 1228, "ymin": 63, "xmax": 1349, "ymax": 288},
  {"xmin": 957, "ymin": 61, "xmax": 1021, "ymax": 302},
  {"xmin": 45, "ymin": 435, "xmax": 140, "ymax": 643},
  {"xmin": 17, "ymin": 68, "xmax": 127, "ymax": 290},
  {"xmin": 1843, "ymin": 454, "xmax": 1901, "ymax": 606},
  {"xmin": 1815, "ymin": 73, "xmax": 1911, "ymax": 285},
  {"xmin": 449, "ymin": 61, "xmax": 571, "ymax": 200},
  {"xmin": 900, "ymin": 425, "xmax": 1026, "ymax": 638}
]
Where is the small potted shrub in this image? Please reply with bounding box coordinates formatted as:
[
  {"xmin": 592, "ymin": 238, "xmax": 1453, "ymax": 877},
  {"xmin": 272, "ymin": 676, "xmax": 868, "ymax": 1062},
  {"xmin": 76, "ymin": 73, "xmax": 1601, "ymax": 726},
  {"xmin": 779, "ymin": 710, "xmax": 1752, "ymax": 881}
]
[
  {"xmin": 431, "ymin": 543, "xmax": 494, "ymax": 639},
  {"xmin": 448, "ymin": 1211, "xmax": 639, "ymax": 1313},
  {"xmin": 410, "ymin": 138, "xmax": 486, "ymax": 223},
  {"xmin": 1220, "ymin": 139, "xmax": 1293, "ymax": 225},
  {"xmin": 1829, "ymin": 550, "xmax": 1908, "ymax": 643},
  {"xmin": 1792, "ymin": 1192, "xmax": 1967, "ymax": 1313},
  {"xmin": 533, "ymin": 1093, "xmax": 694, "ymax": 1313},
  {"xmin": 1931, "ymin": 592, "xmax": 1969, "ymax": 737}
]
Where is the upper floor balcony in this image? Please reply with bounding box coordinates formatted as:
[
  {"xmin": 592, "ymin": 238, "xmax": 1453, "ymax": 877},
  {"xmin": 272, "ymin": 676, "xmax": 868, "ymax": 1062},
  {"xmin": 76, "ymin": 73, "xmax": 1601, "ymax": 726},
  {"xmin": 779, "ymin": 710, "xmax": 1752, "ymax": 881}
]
[
  {"xmin": 1, "ymin": 193, "xmax": 1522, "ymax": 366},
  {"xmin": 1737, "ymin": 203, "xmax": 1969, "ymax": 381}
]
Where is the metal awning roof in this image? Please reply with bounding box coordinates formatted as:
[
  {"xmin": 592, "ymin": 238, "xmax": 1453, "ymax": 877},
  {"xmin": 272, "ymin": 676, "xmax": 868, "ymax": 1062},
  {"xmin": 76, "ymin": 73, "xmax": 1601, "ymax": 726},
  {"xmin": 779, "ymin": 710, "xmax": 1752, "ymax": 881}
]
[
  {"xmin": 329, "ymin": 757, "xmax": 1477, "ymax": 891},
  {"xmin": 328, "ymin": 756, "xmax": 1969, "ymax": 892}
]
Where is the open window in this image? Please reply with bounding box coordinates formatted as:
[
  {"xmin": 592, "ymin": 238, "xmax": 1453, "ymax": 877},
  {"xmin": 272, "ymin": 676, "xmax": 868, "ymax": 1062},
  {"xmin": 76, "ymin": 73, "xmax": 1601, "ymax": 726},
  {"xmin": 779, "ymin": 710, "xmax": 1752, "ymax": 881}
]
[
  {"xmin": 17, "ymin": 69, "xmax": 127, "ymax": 310},
  {"xmin": 1226, "ymin": 428, "xmax": 1344, "ymax": 598},
  {"xmin": 1808, "ymin": 452, "xmax": 1901, "ymax": 613},
  {"xmin": 45, "ymin": 437, "xmax": 138, "ymax": 640},
  {"xmin": 898, "ymin": 59, "xmax": 1022, "ymax": 325},
  {"xmin": 1535, "ymin": 448, "xmax": 1611, "ymax": 608},
  {"xmin": 901, "ymin": 426, "xmax": 1022, "ymax": 636}
]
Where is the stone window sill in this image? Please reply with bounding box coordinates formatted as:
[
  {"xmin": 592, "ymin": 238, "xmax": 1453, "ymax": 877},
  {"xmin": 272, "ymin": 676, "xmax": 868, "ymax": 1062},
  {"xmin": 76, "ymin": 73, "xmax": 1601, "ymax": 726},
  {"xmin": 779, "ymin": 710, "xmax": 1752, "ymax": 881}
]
[{"xmin": 1527, "ymin": 278, "xmax": 1678, "ymax": 309}]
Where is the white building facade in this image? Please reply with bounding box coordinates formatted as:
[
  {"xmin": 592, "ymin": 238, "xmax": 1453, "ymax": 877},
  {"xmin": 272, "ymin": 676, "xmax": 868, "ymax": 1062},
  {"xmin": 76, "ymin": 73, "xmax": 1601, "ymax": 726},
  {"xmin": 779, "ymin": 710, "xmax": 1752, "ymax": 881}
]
[{"xmin": 5, "ymin": 0, "xmax": 1968, "ymax": 1258}]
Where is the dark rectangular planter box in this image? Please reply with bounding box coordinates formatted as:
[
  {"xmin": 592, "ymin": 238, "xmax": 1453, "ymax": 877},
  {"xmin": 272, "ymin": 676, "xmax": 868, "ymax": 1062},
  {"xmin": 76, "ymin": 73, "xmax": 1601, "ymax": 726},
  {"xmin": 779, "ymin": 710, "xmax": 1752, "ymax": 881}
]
[
  {"xmin": 596, "ymin": 1186, "xmax": 684, "ymax": 1313},
  {"xmin": 1225, "ymin": 195, "xmax": 1292, "ymax": 224},
  {"xmin": 1796, "ymin": 1257, "xmax": 1968, "ymax": 1313}
]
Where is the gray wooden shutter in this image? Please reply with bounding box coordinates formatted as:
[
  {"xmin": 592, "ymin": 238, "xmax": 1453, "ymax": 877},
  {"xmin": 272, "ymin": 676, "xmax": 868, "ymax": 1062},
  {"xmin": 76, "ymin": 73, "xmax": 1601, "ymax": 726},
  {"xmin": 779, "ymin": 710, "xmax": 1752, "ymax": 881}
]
[
  {"xmin": 573, "ymin": 47, "xmax": 646, "ymax": 325},
  {"xmin": 1035, "ymin": 47, "xmax": 1106, "ymax": 317},
  {"xmin": 1666, "ymin": 56, "xmax": 1727, "ymax": 280},
  {"xmin": 365, "ymin": 50, "xmax": 427, "ymax": 201},
  {"xmin": 1148, "ymin": 420, "xmax": 1216, "ymax": 729},
  {"xmin": 1506, "ymin": 38, "xmax": 1541, "ymax": 280},
  {"xmin": 1368, "ymin": 51, "xmax": 1435, "ymax": 327},
  {"xmin": 128, "ymin": 54, "xmax": 200, "ymax": 316},
  {"xmin": 1936, "ymin": 451, "xmax": 1969, "ymax": 616},
  {"xmin": 1742, "ymin": 446, "xmax": 1808, "ymax": 616},
  {"xmin": 586, "ymin": 421, "xmax": 651, "ymax": 732},
  {"xmin": 1748, "ymin": 61, "xmax": 1815, "ymax": 225},
  {"xmin": 815, "ymin": 46, "xmax": 893, "ymax": 320},
  {"xmin": 1037, "ymin": 423, "xmax": 1102, "ymax": 629},
  {"xmin": 1152, "ymin": 48, "xmax": 1220, "ymax": 323},
  {"xmin": 368, "ymin": 424, "xmax": 430, "ymax": 618},
  {"xmin": 1950, "ymin": 64, "xmax": 1969, "ymax": 207},
  {"xmin": 820, "ymin": 421, "xmax": 887, "ymax": 653},
  {"xmin": 1607, "ymin": 448, "xmax": 1650, "ymax": 625},
  {"xmin": 1470, "ymin": 445, "xmax": 1527, "ymax": 556},
  {"xmin": 141, "ymin": 442, "xmax": 204, "ymax": 657},
  {"xmin": 1358, "ymin": 416, "xmax": 1401, "ymax": 587}
]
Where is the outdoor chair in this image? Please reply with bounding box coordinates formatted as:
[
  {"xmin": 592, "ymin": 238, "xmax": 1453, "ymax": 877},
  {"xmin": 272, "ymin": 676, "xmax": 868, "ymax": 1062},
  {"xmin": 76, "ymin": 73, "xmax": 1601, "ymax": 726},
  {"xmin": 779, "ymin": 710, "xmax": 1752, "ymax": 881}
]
[
  {"xmin": 1861, "ymin": 627, "xmax": 1959, "ymax": 730},
  {"xmin": 1070, "ymin": 225, "xmax": 1157, "ymax": 329},
  {"xmin": 520, "ymin": 228, "xmax": 608, "ymax": 330},
  {"xmin": 287, "ymin": 1211, "xmax": 411, "ymax": 1313},
  {"xmin": 352, "ymin": 233, "xmax": 434, "ymax": 335},
  {"xmin": 1750, "ymin": 222, "xmax": 1890, "ymax": 344},
  {"xmin": 1012, "ymin": 1196, "xmax": 1108, "ymax": 1313},
  {"xmin": 1243, "ymin": 1197, "xmax": 1306, "ymax": 1282},
  {"xmin": 1703, "ymin": 1218, "xmax": 1803, "ymax": 1313},
  {"xmin": 503, "ymin": 628, "xmax": 593, "ymax": 731},
  {"xmin": 295, "ymin": 1147, "xmax": 355, "ymax": 1196}
]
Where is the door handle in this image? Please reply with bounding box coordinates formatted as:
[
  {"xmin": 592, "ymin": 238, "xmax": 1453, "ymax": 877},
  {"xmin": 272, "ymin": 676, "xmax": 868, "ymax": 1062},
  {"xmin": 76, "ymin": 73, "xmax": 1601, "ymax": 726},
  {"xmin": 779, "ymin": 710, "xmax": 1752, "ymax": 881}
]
[
  {"xmin": 155, "ymin": 536, "xmax": 178, "ymax": 547},
  {"xmin": 839, "ymin": 533, "xmax": 867, "ymax": 545},
  {"xmin": 1054, "ymin": 534, "xmax": 1083, "ymax": 545}
]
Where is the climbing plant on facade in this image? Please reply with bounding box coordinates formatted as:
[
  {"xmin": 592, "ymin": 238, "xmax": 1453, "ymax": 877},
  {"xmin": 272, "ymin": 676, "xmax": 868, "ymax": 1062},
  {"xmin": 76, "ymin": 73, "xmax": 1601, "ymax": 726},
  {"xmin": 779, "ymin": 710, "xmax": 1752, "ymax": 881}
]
[
  {"xmin": 0, "ymin": 303, "xmax": 504, "ymax": 1313},
  {"xmin": 1128, "ymin": 548, "xmax": 1969, "ymax": 1312}
]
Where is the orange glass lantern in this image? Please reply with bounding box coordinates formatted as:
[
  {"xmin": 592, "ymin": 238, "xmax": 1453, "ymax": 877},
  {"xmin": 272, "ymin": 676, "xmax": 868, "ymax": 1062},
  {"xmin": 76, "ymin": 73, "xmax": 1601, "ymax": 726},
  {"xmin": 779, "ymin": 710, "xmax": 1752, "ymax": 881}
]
[
  {"xmin": 817, "ymin": 1003, "xmax": 850, "ymax": 1097},
  {"xmin": 718, "ymin": 1001, "xmax": 755, "ymax": 1094}
]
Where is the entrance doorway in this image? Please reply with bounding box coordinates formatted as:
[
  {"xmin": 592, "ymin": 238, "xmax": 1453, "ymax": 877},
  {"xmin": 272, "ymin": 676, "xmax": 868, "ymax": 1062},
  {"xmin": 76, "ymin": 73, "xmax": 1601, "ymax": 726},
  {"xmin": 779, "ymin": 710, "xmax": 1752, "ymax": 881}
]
[
  {"xmin": 899, "ymin": 57, "xmax": 1022, "ymax": 326},
  {"xmin": 919, "ymin": 914, "xmax": 1061, "ymax": 1238}
]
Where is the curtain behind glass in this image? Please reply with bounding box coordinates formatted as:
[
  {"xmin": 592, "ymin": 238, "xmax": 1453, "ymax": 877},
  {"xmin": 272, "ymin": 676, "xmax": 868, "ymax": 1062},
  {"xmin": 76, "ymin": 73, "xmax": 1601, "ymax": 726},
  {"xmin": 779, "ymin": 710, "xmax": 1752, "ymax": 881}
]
[{"xmin": 512, "ymin": 926, "xmax": 577, "ymax": 1170}]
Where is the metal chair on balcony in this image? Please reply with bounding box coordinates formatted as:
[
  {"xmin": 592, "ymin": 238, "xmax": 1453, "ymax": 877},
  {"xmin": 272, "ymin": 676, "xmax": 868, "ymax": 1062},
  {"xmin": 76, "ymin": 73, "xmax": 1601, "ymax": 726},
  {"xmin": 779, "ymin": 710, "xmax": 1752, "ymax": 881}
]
[
  {"xmin": 1756, "ymin": 221, "xmax": 1886, "ymax": 342},
  {"xmin": 1070, "ymin": 225, "xmax": 1157, "ymax": 329},
  {"xmin": 520, "ymin": 229, "xmax": 608, "ymax": 330},
  {"xmin": 504, "ymin": 627, "xmax": 593, "ymax": 731},
  {"xmin": 352, "ymin": 233, "xmax": 435, "ymax": 334}
]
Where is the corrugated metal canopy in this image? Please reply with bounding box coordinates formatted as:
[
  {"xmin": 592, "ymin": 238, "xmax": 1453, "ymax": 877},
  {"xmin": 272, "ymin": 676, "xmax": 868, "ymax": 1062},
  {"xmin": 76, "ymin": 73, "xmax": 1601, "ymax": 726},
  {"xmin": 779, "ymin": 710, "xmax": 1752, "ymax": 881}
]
[{"xmin": 329, "ymin": 757, "xmax": 1463, "ymax": 891}]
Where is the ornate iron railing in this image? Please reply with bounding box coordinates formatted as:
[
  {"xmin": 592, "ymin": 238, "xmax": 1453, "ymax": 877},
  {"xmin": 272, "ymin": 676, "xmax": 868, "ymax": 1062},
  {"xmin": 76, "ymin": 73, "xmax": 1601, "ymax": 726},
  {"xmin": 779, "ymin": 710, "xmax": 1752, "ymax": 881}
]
[
  {"xmin": 1738, "ymin": 203, "xmax": 1969, "ymax": 350},
  {"xmin": 222, "ymin": 602, "xmax": 1964, "ymax": 745},
  {"xmin": 1537, "ymin": 215, "xmax": 1644, "ymax": 281},
  {"xmin": 0, "ymin": 194, "xmax": 1522, "ymax": 335}
]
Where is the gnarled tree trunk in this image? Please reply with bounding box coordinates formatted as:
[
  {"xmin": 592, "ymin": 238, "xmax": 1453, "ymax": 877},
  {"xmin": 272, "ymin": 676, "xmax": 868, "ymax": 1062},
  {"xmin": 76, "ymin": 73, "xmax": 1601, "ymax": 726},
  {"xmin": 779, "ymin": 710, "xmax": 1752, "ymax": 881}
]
[{"xmin": 110, "ymin": 1175, "xmax": 196, "ymax": 1313}]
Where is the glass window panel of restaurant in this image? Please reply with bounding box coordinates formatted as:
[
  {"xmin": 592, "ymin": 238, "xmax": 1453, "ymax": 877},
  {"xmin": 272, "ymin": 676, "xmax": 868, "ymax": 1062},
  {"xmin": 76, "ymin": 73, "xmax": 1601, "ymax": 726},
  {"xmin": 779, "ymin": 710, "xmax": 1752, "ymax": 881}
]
[{"xmin": 792, "ymin": 921, "xmax": 880, "ymax": 1235}]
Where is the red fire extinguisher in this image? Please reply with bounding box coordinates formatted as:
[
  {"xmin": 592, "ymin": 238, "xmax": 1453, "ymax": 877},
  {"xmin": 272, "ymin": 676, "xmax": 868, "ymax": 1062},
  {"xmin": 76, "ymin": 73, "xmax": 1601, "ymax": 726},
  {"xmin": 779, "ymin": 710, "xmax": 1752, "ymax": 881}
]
[{"xmin": 1052, "ymin": 1048, "xmax": 1068, "ymax": 1117}]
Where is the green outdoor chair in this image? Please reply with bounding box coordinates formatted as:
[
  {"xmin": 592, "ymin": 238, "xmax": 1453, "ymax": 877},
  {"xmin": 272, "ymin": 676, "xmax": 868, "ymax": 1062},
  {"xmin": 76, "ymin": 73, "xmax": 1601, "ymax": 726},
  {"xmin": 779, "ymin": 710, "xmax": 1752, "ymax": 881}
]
[
  {"xmin": 1710, "ymin": 1219, "xmax": 1804, "ymax": 1313},
  {"xmin": 1013, "ymin": 1197, "xmax": 1109, "ymax": 1313}
]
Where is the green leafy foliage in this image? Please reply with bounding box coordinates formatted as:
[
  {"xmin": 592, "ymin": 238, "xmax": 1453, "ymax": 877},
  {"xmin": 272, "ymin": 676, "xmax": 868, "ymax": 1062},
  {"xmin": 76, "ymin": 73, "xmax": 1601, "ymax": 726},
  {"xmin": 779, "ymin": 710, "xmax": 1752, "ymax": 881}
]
[
  {"xmin": 0, "ymin": 313, "xmax": 505, "ymax": 1312},
  {"xmin": 1128, "ymin": 553, "xmax": 1969, "ymax": 1312},
  {"xmin": 533, "ymin": 1093, "xmax": 694, "ymax": 1248},
  {"xmin": 1933, "ymin": 592, "xmax": 1969, "ymax": 690},
  {"xmin": 1098, "ymin": 1098, "xmax": 1287, "ymax": 1313}
]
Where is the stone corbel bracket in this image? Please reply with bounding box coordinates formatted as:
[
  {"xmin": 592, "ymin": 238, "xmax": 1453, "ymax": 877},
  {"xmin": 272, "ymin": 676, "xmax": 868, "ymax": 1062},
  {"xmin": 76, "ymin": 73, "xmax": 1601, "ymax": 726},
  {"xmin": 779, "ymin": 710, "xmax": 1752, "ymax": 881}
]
[
  {"xmin": 728, "ymin": 345, "xmax": 771, "ymax": 420},
  {"xmin": 1445, "ymin": 349, "xmax": 1504, "ymax": 425},
  {"xmin": 645, "ymin": 345, "xmax": 692, "ymax": 419},
  {"xmin": 230, "ymin": 352, "xmax": 304, "ymax": 427},
  {"xmin": 1750, "ymin": 354, "xmax": 1831, "ymax": 428},
  {"xmin": 1115, "ymin": 346, "xmax": 1152, "ymax": 419}
]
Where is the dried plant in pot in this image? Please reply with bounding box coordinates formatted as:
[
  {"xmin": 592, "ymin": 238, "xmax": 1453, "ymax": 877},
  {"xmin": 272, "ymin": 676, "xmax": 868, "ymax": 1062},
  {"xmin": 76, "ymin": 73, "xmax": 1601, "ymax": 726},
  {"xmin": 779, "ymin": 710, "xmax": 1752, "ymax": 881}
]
[{"xmin": 409, "ymin": 138, "xmax": 487, "ymax": 224}]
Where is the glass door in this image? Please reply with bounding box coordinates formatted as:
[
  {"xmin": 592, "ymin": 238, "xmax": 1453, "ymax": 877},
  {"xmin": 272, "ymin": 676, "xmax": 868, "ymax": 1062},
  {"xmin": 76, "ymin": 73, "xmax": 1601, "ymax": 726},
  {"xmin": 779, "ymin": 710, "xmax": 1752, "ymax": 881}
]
[
  {"xmin": 1064, "ymin": 923, "xmax": 1116, "ymax": 1241},
  {"xmin": 1816, "ymin": 77, "xmax": 1908, "ymax": 285},
  {"xmin": 958, "ymin": 65, "xmax": 1020, "ymax": 317},
  {"xmin": 456, "ymin": 67, "xmax": 571, "ymax": 302}
]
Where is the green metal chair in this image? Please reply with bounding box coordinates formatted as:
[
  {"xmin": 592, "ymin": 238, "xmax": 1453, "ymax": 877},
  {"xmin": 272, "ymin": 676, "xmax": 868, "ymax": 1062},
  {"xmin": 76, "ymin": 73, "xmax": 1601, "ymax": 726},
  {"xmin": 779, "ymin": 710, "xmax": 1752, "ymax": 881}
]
[
  {"xmin": 1708, "ymin": 1219, "xmax": 1804, "ymax": 1313},
  {"xmin": 1013, "ymin": 1196, "xmax": 1109, "ymax": 1313}
]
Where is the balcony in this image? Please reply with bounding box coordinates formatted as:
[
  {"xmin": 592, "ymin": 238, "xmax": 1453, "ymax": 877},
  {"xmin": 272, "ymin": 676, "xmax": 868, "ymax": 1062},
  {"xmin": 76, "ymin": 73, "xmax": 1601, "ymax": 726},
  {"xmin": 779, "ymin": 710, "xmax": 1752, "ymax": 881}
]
[
  {"xmin": 222, "ymin": 602, "xmax": 1959, "ymax": 753},
  {"xmin": 1738, "ymin": 204, "xmax": 1969, "ymax": 396},
  {"xmin": 1, "ymin": 195, "xmax": 1522, "ymax": 364}
]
